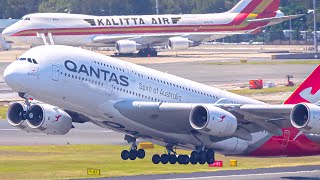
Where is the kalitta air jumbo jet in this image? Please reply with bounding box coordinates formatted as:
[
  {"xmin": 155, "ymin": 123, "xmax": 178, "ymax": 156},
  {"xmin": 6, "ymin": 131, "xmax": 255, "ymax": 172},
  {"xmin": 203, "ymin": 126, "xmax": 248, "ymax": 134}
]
[
  {"xmin": 2, "ymin": 0, "xmax": 302, "ymax": 56},
  {"xmin": 3, "ymin": 0, "xmax": 301, "ymax": 56},
  {"xmin": 4, "ymin": 45, "xmax": 320, "ymax": 165}
]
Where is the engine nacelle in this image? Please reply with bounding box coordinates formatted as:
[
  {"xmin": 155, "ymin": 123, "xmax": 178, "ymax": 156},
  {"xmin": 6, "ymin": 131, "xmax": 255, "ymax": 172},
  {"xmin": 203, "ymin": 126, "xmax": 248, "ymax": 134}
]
[
  {"xmin": 291, "ymin": 103, "xmax": 320, "ymax": 135},
  {"xmin": 189, "ymin": 105, "xmax": 237, "ymax": 137},
  {"xmin": 168, "ymin": 37, "xmax": 192, "ymax": 50},
  {"xmin": 26, "ymin": 104, "xmax": 73, "ymax": 135},
  {"xmin": 7, "ymin": 102, "xmax": 37, "ymax": 132},
  {"xmin": 115, "ymin": 40, "xmax": 137, "ymax": 54}
]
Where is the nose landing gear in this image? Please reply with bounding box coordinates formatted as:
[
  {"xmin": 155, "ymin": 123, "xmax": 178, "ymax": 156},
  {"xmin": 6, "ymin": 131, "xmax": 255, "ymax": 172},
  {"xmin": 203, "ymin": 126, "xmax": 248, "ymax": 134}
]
[{"xmin": 121, "ymin": 135, "xmax": 146, "ymax": 161}]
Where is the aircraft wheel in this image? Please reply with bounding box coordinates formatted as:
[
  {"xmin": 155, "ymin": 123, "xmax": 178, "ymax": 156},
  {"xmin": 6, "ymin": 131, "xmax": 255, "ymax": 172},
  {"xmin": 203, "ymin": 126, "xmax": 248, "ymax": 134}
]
[
  {"xmin": 161, "ymin": 154, "xmax": 169, "ymax": 164},
  {"xmin": 182, "ymin": 155, "xmax": 190, "ymax": 165},
  {"xmin": 191, "ymin": 151, "xmax": 199, "ymax": 161},
  {"xmin": 169, "ymin": 155, "xmax": 177, "ymax": 164},
  {"xmin": 137, "ymin": 149, "xmax": 145, "ymax": 159},
  {"xmin": 206, "ymin": 149, "xmax": 214, "ymax": 159},
  {"xmin": 150, "ymin": 50, "xmax": 158, "ymax": 57},
  {"xmin": 199, "ymin": 152, "xmax": 207, "ymax": 165},
  {"xmin": 129, "ymin": 150, "xmax": 137, "ymax": 160},
  {"xmin": 207, "ymin": 158, "xmax": 215, "ymax": 164},
  {"xmin": 190, "ymin": 156, "xmax": 198, "ymax": 165},
  {"xmin": 152, "ymin": 154, "xmax": 161, "ymax": 164},
  {"xmin": 121, "ymin": 150, "xmax": 130, "ymax": 160}
]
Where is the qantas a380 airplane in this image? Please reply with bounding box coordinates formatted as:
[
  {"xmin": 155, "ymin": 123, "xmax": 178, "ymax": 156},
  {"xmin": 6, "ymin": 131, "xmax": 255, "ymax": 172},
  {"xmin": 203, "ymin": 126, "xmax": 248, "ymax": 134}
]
[
  {"xmin": 4, "ymin": 45, "xmax": 320, "ymax": 165},
  {"xmin": 2, "ymin": 0, "xmax": 302, "ymax": 57}
]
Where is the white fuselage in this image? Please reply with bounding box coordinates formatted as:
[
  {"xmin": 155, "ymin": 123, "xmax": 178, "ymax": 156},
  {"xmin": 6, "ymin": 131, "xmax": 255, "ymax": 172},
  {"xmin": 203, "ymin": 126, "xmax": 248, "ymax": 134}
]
[
  {"xmin": 2, "ymin": 12, "xmax": 274, "ymax": 47},
  {"xmin": 4, "ymin": 45, "xmax": 270, "ymax": 155}
]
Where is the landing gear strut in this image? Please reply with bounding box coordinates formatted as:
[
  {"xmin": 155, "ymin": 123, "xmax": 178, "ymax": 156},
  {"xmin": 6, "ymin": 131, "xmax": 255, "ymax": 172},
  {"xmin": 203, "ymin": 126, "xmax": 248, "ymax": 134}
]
[
  {"xmin": 138, "ymin": 48, "xmax": 158, "ymax": 57},
  {"xmin": 121, "ymin": 135, "xmax": 146, "ymax": 161}
]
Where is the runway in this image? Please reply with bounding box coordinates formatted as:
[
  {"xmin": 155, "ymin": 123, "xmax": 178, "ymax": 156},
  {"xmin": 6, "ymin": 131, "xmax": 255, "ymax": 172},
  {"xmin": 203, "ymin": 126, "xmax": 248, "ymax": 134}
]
[
  {"xmin": 0, "ymin": 120, "xmax": 125, "ymax": 145},
  {"xmin": 84, "ymin": 165, "xmax": 320, "ymax": 180}
]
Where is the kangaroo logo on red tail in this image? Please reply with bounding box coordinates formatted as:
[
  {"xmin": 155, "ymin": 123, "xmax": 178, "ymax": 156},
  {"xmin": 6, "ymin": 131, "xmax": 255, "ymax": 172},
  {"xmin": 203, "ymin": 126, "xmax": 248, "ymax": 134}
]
[
  {"xmin": 299, "ymin": 87, "xmax": 320, "ymax": 103},
  {"xmin": 284, "ymin": 66, "xmax": 320, "ymax": 105}
]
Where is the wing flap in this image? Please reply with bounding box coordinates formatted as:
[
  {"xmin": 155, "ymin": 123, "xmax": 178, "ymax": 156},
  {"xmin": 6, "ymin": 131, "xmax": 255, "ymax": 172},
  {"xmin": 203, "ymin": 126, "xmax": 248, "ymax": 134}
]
[{"xmin": 114, "ymin": 101, "xmax": 295, "ymax": 136}]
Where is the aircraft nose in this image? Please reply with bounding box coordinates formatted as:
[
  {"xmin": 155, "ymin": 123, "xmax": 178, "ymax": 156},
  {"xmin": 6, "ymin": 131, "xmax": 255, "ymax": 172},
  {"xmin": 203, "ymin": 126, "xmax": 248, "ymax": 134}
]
[
  {"xmin": 3, "ymin": 63, "xmax": 18, "ymax": 85},
  {"xmin": 2, "ymin": 27, "xmax": 14, "ymax": 37}
]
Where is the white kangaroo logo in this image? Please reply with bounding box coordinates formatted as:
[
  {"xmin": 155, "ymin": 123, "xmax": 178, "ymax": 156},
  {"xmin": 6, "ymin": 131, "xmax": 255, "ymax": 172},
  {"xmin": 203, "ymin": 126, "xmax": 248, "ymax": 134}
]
[{"xmin": 299, "ymin": 87, "xmax": 320, "ymax": 103}]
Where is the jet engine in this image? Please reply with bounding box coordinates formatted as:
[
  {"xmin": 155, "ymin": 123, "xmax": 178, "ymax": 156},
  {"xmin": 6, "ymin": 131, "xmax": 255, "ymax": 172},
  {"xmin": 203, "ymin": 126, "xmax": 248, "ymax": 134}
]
[
  {"xmin": 168, "ymin": 37, "xmax": 193, "ymax": 50},
  {"xmin": 7, "ymin": 102, "xmax": 73, "ymax": 135},
  {"xmin": 189, "ymin": 105, "xmax": 237, "ymax": 137},
  {"xmin": 7, "ymin": 102, "xmax": 36, "ymax": 132},
  {"xmin": 115, "ymin": 40, "xmax": 137, "ymax": 54},
  {"xmin": 291, "ymin": 103, "xmax": 320, "ymax": 135}
]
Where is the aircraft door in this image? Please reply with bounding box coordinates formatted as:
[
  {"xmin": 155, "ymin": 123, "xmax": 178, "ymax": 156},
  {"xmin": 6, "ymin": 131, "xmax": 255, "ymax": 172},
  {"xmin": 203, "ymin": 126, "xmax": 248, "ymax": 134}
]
[
  {"xmin": 125, "ymin": 64, "xmax": 136, "ymax": 83},
  {"xmin": 282, "ymin": 130, "xmax": 290, "ymax": 147},
  {"xmin": 105, "ymin": 81, "xmax": 114, "ymax": 96},
  {"xmin": 52, "ymin": 64, "xmax": 60, "ymax": 81}
]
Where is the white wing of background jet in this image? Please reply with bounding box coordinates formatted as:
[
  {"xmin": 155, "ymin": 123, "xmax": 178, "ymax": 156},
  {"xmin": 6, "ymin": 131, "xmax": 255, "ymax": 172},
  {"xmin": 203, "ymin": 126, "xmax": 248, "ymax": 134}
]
[
  {"xmin": 92, "ymin": 32, "xmax": 244, "ymax": 46},
  {"xmin": 113, "ymin": 101, "xmax": 295, "ymax": 141}
]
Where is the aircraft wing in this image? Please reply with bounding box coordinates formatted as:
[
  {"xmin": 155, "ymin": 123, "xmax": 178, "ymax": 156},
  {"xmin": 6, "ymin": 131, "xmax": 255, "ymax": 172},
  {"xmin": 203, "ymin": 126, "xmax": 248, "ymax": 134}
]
[
  {"xmin": 247, "ymin": 14, "xmax": 305, "ymax": 24},
  {"xmin": 92, "ymin": 32, "xmax": 242, "ymax": 46},
  {"xmin": 114, "ymin": 101, "xmax": 295, "ymax": 141}
]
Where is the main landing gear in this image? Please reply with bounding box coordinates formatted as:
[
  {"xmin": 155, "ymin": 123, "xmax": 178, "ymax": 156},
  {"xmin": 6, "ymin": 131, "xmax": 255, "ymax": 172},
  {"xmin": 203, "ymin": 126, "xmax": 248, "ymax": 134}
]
[
  {"xmin": 138, "ymin": 48, "xmax": 158, "ymax": 57},
  {"xmin": 152, "ymin": 146, "xmax": 215, "ymax": 165},
  {"xmin": 121, "ymin": 135, "xmax": 146, "ymax": 161}
]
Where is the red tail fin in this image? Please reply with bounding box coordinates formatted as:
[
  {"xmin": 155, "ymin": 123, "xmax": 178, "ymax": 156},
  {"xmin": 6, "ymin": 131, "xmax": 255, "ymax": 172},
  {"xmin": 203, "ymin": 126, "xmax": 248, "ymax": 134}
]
[
  {"xmin": 284, "ymin": 65, "xmax": 320, "ymax": 105},
  {"xmin": 229, "ymin": 0, "xmax": 280, "ymax": 14}
]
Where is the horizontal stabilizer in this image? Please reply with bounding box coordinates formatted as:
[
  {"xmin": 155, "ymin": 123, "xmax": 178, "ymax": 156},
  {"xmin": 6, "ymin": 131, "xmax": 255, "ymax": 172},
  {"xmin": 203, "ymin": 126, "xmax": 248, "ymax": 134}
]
[{"xmin": 247, "ymin": 14, "xmax": 305, "ymax": 24}]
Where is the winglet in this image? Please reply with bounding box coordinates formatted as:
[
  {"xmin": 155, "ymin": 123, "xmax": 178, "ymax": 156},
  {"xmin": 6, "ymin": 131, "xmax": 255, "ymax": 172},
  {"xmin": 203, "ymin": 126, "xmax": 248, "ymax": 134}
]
[{"xmin": 284, "ymin": 65, "xmax": 320, "ymax": 104}]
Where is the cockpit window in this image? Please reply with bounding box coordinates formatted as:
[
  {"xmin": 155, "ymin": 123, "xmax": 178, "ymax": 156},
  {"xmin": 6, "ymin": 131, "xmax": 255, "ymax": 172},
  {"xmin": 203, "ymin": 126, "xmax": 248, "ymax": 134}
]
[
  {"xmin": 18, "ymin": 57, "xmax": 38, "ymax": 64},
  {"xmin": 32, "ymin": 59, "xmax": 38, "ymax": 64},
  {"xmin": 24, "ymin": 17, "xmax": 30, "ymax": 20}
]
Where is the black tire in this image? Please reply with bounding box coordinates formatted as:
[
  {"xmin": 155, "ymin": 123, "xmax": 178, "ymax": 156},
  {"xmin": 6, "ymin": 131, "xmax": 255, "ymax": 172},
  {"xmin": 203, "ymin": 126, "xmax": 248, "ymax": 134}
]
[
  {"xmin": 161, "ymin": 154, "xmax": 169, "ymax": 164},
  {"xmin": 182, "ymin": 155, "xmax": 190, "ymax": 165},
  {"xmin": 199, "ymin": 152, "xmax": 207, "ymax": 165},
  {"xmin": 191, "ymin": 151, "xmax": 199, "ymax": 160},
  {"xmin": 190, "ymin": 157, "xmax": 198, "ymax": 165},
  {"xmin": 169, "ymin": 155, "xmax": 177, "ymax": 164},
  {"xmin": 137, "ymin": 149, "xmax": 146, "ymax": 159},
  {"xmin": 177, "ymin": 155, "xmax": 184, "ymax": 164},
  {"xmin": 207, "ymin": 158, "xmax": 215, "ymax": 165},
  {"xmin": 206, "ymin": 149, "xmax": 214, "ymax": 159},
  {"xmin": 121, "ymin": 150, "xmax": 130, "ymax": 160},
  {"xmin": 150, "ymin": 50, "xmax": 158, "ymax": 57},
  {"xmin": 152, "ymin": 154, "xmax": 161, "ymax": 164},
  {"xmin": 129, "ymin": 150, "xmax": 137, "ymax": 160}
]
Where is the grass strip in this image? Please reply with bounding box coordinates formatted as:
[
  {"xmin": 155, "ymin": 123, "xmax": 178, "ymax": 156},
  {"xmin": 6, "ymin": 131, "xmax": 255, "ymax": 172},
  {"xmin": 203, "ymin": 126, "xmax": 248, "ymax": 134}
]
[
  {"xmin": 0, "ymin": 106, "xmax": 7, "ymax": 119},
  {"xmin": 229, "ymin": 86, "xmax": 296, "ymax": 95},
  {"xmin": 0, "ymin": 145, "xmax": 320, "ymax": 180}
]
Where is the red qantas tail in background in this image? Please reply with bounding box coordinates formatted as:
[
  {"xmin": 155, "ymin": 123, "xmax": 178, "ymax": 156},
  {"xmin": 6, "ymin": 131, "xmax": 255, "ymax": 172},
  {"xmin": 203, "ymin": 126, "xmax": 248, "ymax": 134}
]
[
  {"xmin": 284, "ymin": 65, "xmax": 320, "ymax": 105},
  {"xmin": 229, "ymin": 0, "xmax": 281, "ymax": 14}
]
